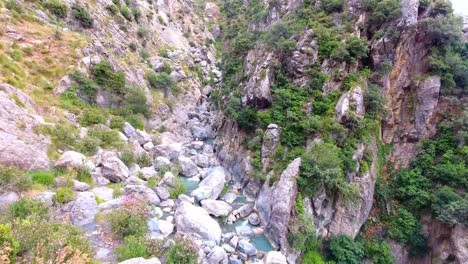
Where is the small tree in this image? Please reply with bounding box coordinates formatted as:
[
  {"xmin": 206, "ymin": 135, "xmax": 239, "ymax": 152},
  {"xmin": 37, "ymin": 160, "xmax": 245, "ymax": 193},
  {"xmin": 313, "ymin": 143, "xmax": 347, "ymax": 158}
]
[
  {"xmin": 328, "ymin": 235, "xmax": 364, "ymax": 264},
  {"xmin": 146, "ymin": 72, "xmax": 175, "ymax": 97}
]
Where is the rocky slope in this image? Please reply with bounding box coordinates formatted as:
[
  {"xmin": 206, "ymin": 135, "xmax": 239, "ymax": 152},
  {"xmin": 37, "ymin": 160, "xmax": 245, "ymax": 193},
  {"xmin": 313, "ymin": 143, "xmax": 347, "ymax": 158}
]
[{"xmin": 0, "ymin": 0, "xmax": 467, "ymax": 264}]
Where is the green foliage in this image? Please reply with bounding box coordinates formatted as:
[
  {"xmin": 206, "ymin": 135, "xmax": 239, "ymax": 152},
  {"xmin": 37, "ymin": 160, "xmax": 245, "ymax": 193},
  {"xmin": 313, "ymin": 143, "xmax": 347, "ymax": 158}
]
[
  {"xmin": 115, "ymin": 235, "xmax": 149, "ymax": 261},
  {"xmin": 364, "ymin": 240, "xmax": 395, "ymax": 264},
  {"xmin": 392, "ymin": 169, "xmax": 432, "ymax": 211},
  {"xmin": 0, "ymin": 166, "xmax": 32, "ymax": 192},
  {"xmin": 165, "ymin": 237, "xmax": 198, "ymax": 264},
  {"xmin": 93, "ymin": 61, "xmax": 126, "ymax": 97},
  {"xmin": 120, "ymin": 6, "xmax": 132, "ymax": 21},
  {"xmin": 322, "ymin": 0, "xmax": 345, "ymax": 14},
  {"xmin": 137, "ymin": 152, "xmax": 152, "ymax": 167},
  {"xmin": 29, "ymin": 171, "xmax": 55, "ymax": 186},
  {"xmin": 72, "ymin": 2, "xmax": 94, "ymax": 28},
  {"xmin": 432, "ymin": 186, "xmax": 468, "ymax": 225},
  {"xmin": 302, "ymin": 251, "xmax": 326, "ymax": 264},
  {"xmin": 288, "ymin": 213, "xmax": 319, "ymax": 253},
  {"xmin": 54, "ymin": 187, "xmax": 75, "ymax": 204},
  {"xmin": 423, "ymin": 16, "xmax": 463, "ymax": 48},
  {"xmin": 0, "ymin": 224, "xmax": 20, "ymax": 262},
  {"xmin": 236, "ymin": 107, "xmax": 258, "ymax": 132},
  {"xmin": 106, "ymin": 4, "xmax": 119, "ymax": 15},
  {"xmin": 146, "ymin": 72, "xmax": 175, "ymax": 97},
  {"xmin": 129, "ymin": 42, "xmax": 138, "ymax": 51},
  {"xmin": 328, "ymin": 235, "xmax": 364, "ymax": 264},
  {"xmin": 137, "ymin": 27, "xmax": 148, "ymax": 38},
  {"xmin": 45, "ymin": 0, "xmax": 68, "ymax": 18},
  {"xmin": 80, "ymin": 108, "xmax": 106, "ymax": 126},
  {"xmin": 5, "ymin": 1, "xmax": 22, "ymax": 14},
  {"xmin": 427, "ymin": 46, "xmax": 468, "ymax": 92},
  {"xmin": 87, "ymin": 126, "xmax": 121, "ymax": 148},
  {"xmin": 106, "ymin": 196, "xmax": 150, "ymax": 238},
  {"xmin": 110, "ymin": 116, "xmax": 126, "ymax": 129},
  {"xmin": 9, "ymin": 198, "xmax": 49, "ymax": 220},
  {"xmin": 364, "ymin": 0, "xmax": 401, "ymax": 24},
  {"xmin": 121, "ymin": 148, "xmax": 136, "ymax": 166},
  {"xmin": 430, "ymin": 0, "xmax": 453, "ymax": 16},
  {"xmin": 126, "ymin": 114, "xmax": 145, "ymax": 130},
  {"xmin": 123, "ymin": 88, "xmax": 151, "ymax": 118},
  {"xmin": 70, "ymin": 70, "xmax": 99, "ymax": 103},
  {"xmin": 345, "ymin": 37, "xmax": 369, "ymax": 62},
  {"xmin": 388, "ymin": 208, "xmax": 421, "ymax": 245},
  {"xmin": 263, "ymin": 22, "xmax": 297, "ymax": 52},
  {"xmin": 364, "ymin": 85, "xmax": 387, "ymax": 120},
  {"xmin": 168, "ymin": 177, "xmax": 187, "ymax": 199}
]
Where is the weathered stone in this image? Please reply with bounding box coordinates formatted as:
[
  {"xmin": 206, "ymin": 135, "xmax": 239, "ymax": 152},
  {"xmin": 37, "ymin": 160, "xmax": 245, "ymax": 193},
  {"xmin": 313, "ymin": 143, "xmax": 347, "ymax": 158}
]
[
  {"xmin": 72, "ymin": 179, "xmax": 90, "ymax": 192},
  {"xmin": 91, "ymin": 186, "xmax": 114, "ymax": 201},
  {"xmin": 118, "ymin": 257, "xmax": 161, "ymax": 264},
  {"xmin": 248, "ymin": 212, "xmax": 261, "ymax": 226},
  {"xmin": 70, "ymin": 191, "xmax": 98, "ymax": 227},
  {"xmin": 178, "ymin": 156, "xmax": 198, "ymax": 177},
  {"xmin": 237, "ymin": 239, "xmax": 257, "ymax": 256},
  {"xmin": 261, "ymin": 124, "xmax": 281, "ymax": 172},
  {"xmin": 155, "ymin": 187, "xmax": 170, "ymax": 201},
  {"xmin": 206, "ymin": 246, "xmax": 228, "ymax": 264},
  {"xmin": 91, "ymin": 167, "xmax": 110, "ymax": 186},
  {"xmin": 0, "ymin": 192, "xmax": 19, "ymax": 210},
  {"xmin": 101, "ymin": 155, "xmax": 129, "ymax": 182},
  {"xmin": 152, "ymin": 143, "xmax": 183, "ymax": 160},
  {"xmin": 201, "ymin": 199, "xmax": 232, "ymax": 217},
  {"xmin": 235, "ymin": 225, "xmax": 254, "ymax": 238},
  {"xmin": 191, "ymin": 154, "xmax": 211, "ymax": 168},
  {"xmin": 175, "ymin": 201, "xmax": 221, "ymax": 243},
  {"xmin": 123, "ymin": 122, "xmax": 151, "ymax": 145},
  {"xmin": 191, "ymin": 166, "xmax": 226, "ymax": 201},
  {"xmin": 124, "ymin": 185, "xmax": 160, "ymax": 205},
  {"xmin": 265, "ymin": 251, "xmax": 287, "ymax": 264}
]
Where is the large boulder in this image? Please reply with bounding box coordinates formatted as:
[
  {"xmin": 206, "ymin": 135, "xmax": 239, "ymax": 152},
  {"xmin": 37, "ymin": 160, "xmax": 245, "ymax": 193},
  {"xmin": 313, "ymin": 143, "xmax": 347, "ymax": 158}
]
[
  {"xmin": 54, "ymin": 151, "xmax": 88, "ymax": 170},
  {"xmin": 178, "ymin": 156, "xmax": 198, "ymax": 177},
  {"xmin": 237, "ymin": 239, "xmax": 257, "ymax": 256},
  {"xmin": 118, "ymin": 258, "xmax": 161, "ymax": 264},
  {"xmin": 124, "ymin": 185, "xmax": 160, "ymax": 205},
  {"xmin": 201, "ymin": 199, "xmax": 232, "ymax": 217},
  {"xmin": 101, "ymin": 154, "xmax": 129, "ymax": 182},
  {"xmin": 70, "ymin": 191, "xmax": 98, "ymax": 227},
  {"xmin": 174, "ymin": 201, "xmax": 221, "ymax": 243},
  {"xmin": 0, "ymin": 192, "xmax": 19, "ymax": 210},
  {"xmin": 123, "ymin": 122, "xmax": 151, "ymax": 145},
  {"xmin": 191, "ymin": 166, "xmax": 226, "ymax": 201},
  {"xmin": 0, "ymin": 85, "xmax": 50, "ymax": 170},
  {"xmin": 206, "ymin": 246, "xmax": 228, "ymax": 264},
  {"xmin": 152, "ymin": 143, "xmax": 183, "ymax": 160},
  {"xmin": 265, "ymin": 251, "xmax": 287, "ymax": 264}
]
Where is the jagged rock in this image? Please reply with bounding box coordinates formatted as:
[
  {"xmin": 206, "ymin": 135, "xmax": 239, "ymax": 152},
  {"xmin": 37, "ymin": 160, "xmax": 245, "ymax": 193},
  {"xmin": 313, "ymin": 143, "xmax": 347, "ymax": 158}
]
[
  {"xmin": 191, "ymin": 125, "xmax": 215, "ymax": 140},
  {"xmin": 0, "ymin": 87, "xmax": 50, "ymax": 170},
  {"xmin": 452, "ymin": 225, "xmax": 468, "ymax": 263},
  {"xmin": 261, "ymin": 124, "xmax": 281, "ymax": 172},
  {"xmin": 191, "ymin": 166, "xmax": 226, "ymax": 201},
  {"xmin": 72, "ymin": 179, "xmax": 90, "ymax": 192},
  {"xmin": 118, "ymin": 257, "xmax": 161, "ymax": 264},
  {"xmin": 399, "ymin": 0, "xmax": 419, "ymax": 27},
  {"xmin": 98, "ymin": 198, "xmax": 123, "ymax": 211},
  {"xmin": 101, "ymin": 155, "xmax": 129, "ymax": 182},
  {"xmin": 264, "ymin": 251, "xmax": 287, "ymax": 264},
  {"xmin": 170, "ymin": 71, "xmax": 184, "ymax": 82},
  {"xmin": 158, "ymin": 219, "xmax": 174, "ymax": 237},
  {"xmin": 90, "ymin": 167, "xmax": 106, "ymax": 186},
  {"xmin": 222, "ymin": 193, "xmax": 237, "ymax": 204},
  {"xmin": 123, "ymin": 122, "xmax": 151, "ymax": 145},
  {"xmin": 155, "ymin": 187, "xmax": 170, "ymax": 201},
  {"xmin": 152, "ymin": 143, "xmax": 183, "ymax": 160},
  {"xmin": 206, "ymin": 246, "xmax": 228, "ymax": 264},
  {"xmin": 70, "ymin": 191, "xmax": 98, "ymax": 227},
  {"xmin": 233, "ymin": 203, "xmax": 254, "ymax": 218},
  {"xmin": 54, "ymin": 76, "xmax": 73, "ymax": 95},
  {"xmin": 140, "ymin": 166, "xmax": 158, "ymax": 179},
  {"xmin": 0, "ymin": 192, "xmax": 19, "ymax": 210},
  {"xmin": 235, "ymin": 225, "xmax": 254, "ymax": 238},
  {"xmin": 178, "ymin": 156, "xmax": 198, "ymax": 177},
  {"xmin": 159, "ymin": 171, "xmax": 177, "ymax": 188},
  {"xmin": 175, "ymin": 201, "xmax": 222, "ymax": 243},
  {"xmin": 201, "ymin": 199, "xmax": 232, "ymax": 217},
  {"xmin": 54, "ymin": 151, "xmax": 87, "ymax": 170},
  {"xmin": 241, "ymin": 48, "xmax": 274, "ymax": 109},
  {"xmin": 143, "ymin": 141, "xmax": 154, "ymax": 151},
  {"xmin": 124, "ymin": 185, "xmax": 160, "ymax": 205},
  {"xmin": 335, "ymin": 86, "xmax": 365, "ymax": 121},
  {"xmin": 256, "ymin": 158, "xmax": 301, "ymax": 261},
  {"xmin": 237, "ymin": 239, "xmax": 257, "ymax": 256},
  {"xmin": 191, "ymin": 154, "xmax": 211, "ymax": 168},
  {"xmin": 154, "ymin": 156, "xmax": 171, "ymax": 170}
]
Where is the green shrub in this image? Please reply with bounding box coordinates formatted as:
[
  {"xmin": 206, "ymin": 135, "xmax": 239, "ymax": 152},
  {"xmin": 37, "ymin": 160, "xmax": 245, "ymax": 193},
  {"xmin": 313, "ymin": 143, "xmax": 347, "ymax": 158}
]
[
  {"xmin": 137, "ymin": 153, "xmax": 152, "ymax": 167},
  {"xmin": 45, "ymin": 0, "xmax": 68, "ymax": 18},
  {"xmin": 121, "ymin": 148, "xmax": 136, "ymax": 166},
  {"xmin": 120, "ymin": 6, "xmax": 132, "ymax": 21},
  {"xmin": 328, "ymin": 235, "xmax": 364, "ymax": 264},
  {"xmin": 165, "ymin": 237, "xmax": 198, "ymax": 264},
  {"xmin": 389, "ymin": 208, "xmax": 420, "ymax": 244},
  {"xmin": 364, "ymin": 240, "xmax": 395, "ymax": 264},
  {"xmin": 106, "ymin": 196, "xmax": 150, "ymax": 238},
  {"xmin": 262, "ymin": 22, "xmax": 296, "ymax": 53},
  {"xmin": 0, "ymin": 166, "xmax": 31, "ymax": 192},
  {"xmin": 126, "ymin": 114, "xmax": 145, "ymax": 130},
  {"xmin": 146, "ymin": 178, "xmax": 159, "ymax": 189},
  {"xmin": 364, "ymin": 0, "xmax": 401, "ymax": 25},
  {"xmin": 110, "ymin": 116, "xmax": 126, "ymax": 129},
  {"xmin": 5, "ymin": 0, "xmax": 22, "ymax": 14},
  {"xmin": 137, "ymin": 27, "xmax": 148, "ymax": 38},
  {"xmin": 364, "ymin": 85, "xmax": 387, "ymax": 120},
  {"xmin": 168, "ymin": 177, "xmax": 187, "ymax": 199},
  {"xmin": 9, "ymin": 198, "xmax": 49, "ymax": 220},
  {"xmin": 146, "ymin": 72, "xmax": 175, "ymax": 97},
  {"xmin": 70, "ymin": 70, "xmax": 99, "ymax": 103},
  {"xmin": 115, "ymin": 235, "xmax": 149, "ymax": 261},
  {"xmin": 80, "ymin": 108, "xmax": 107, "ymax": 126},
  {"xmin": 0, "ymin": 224, "xmax": 20, "ymax": 262},
  {"xmin": 288, "ymin": 213, "xmax": 319, "ymax": 253},
  {"xmin": 124, "ymin": 88, "xmax": 151, "ymax": 118},
  {"xmin": 129, "ymin": 42, "xmax": 138, "ymax": 51},
  {"xmin": 106, "ymin": 4, "xmax": 119, "ymax": 15},
  {"xmin": 140, "ymin": 49, "xmax": 150, "ymax": 61},
  {"xmin": 392, "ymin": 169, "xmax": 432, "ymax": 211},
  {"xmin": 93, "ymin": 61, "xmax": 126, "ymax": 96},
  {"xmin": 236, "ymin": 107, "xmax": 258, "ymax": 132},
  {"xmin": 322, "ymin": 0, "xmax": 345, "ymax": 14},
  {"xmin": 423, "ymin": 16, "xmax": 463, "ymax": 48},
  {"xmin": 432, "ymin": 186, "xmax": 468, "ymax": 225},
  {"xmin": 132, "ymin": 8, "xmax": 142, "ymax": 22},
  {"xmin": 54, "ymin": 187, "xmax": 75, "ymax": 204},
  {"xmin": 30, "ymin": 171, "xmax": 55, "ymax": 186},
  {"xmin": 302, "ymin": 251, "xmax": 325, "ymax": 264},
  {"xmin": 72, "ymin": 2, "xmax": 94, "ymax": 28},
  {"xmin": 345, "ymin": 37, "xmax": 369, "ymax": 62},
  {"xmin": 88, "ymin": 127, "xmax": 121, "ymax": 148},
  {"xmin": 76, "ymin": 136, "xmax": 99, "ymax": 156}
]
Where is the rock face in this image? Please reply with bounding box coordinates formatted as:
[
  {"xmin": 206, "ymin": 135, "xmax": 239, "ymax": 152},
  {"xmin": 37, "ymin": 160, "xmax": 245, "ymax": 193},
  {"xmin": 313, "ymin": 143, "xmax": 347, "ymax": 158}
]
[
  {"xmin": 335, "ymin": 86, "xmax": 365, "ymax": 121},
  {"xmin": 256, "ymin": 158, "xmax": 301, "ymax": 262},
  {"xmin": 70, "ymin": 191, "xmax": 98, "ymax": 227},
  {"xmin": 0, "ymin": 85, "xmax": 50, "ymax": 170},
  {"xmin": 261, "ymin": 124, "xmax": 281, "ymax": 172},
  {"xmin": 191, "ymin": 166, "xmax": 226, "ymax": 201},
  {"xmin": 174, "ymin": 201, "xmax": 221, "ymax": 243}
]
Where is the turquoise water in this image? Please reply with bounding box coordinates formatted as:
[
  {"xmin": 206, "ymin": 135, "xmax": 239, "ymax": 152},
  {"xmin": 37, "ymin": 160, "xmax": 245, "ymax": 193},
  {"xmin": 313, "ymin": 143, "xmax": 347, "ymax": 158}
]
[
  {"xmin": 181, "ymin": 177, "xmax": 200, "ymax": 193},
  {"xmin": 251, "ymin": 235, "xmax": 274, "ymax": 252}
]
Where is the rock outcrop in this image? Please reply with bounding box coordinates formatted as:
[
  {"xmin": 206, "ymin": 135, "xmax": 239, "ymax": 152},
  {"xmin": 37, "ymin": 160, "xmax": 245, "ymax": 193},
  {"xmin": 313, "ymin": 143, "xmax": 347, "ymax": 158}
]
[{"xmin": 175, "ymin": 201, "xmax": 222, "ymax": 243}]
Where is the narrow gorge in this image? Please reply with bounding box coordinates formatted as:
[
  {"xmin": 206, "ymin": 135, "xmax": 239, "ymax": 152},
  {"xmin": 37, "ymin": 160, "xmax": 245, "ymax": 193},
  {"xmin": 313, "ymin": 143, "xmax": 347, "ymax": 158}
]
[{"xmin": 0, "ymin": 0, "xmax": 466, "ymax": 264}]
